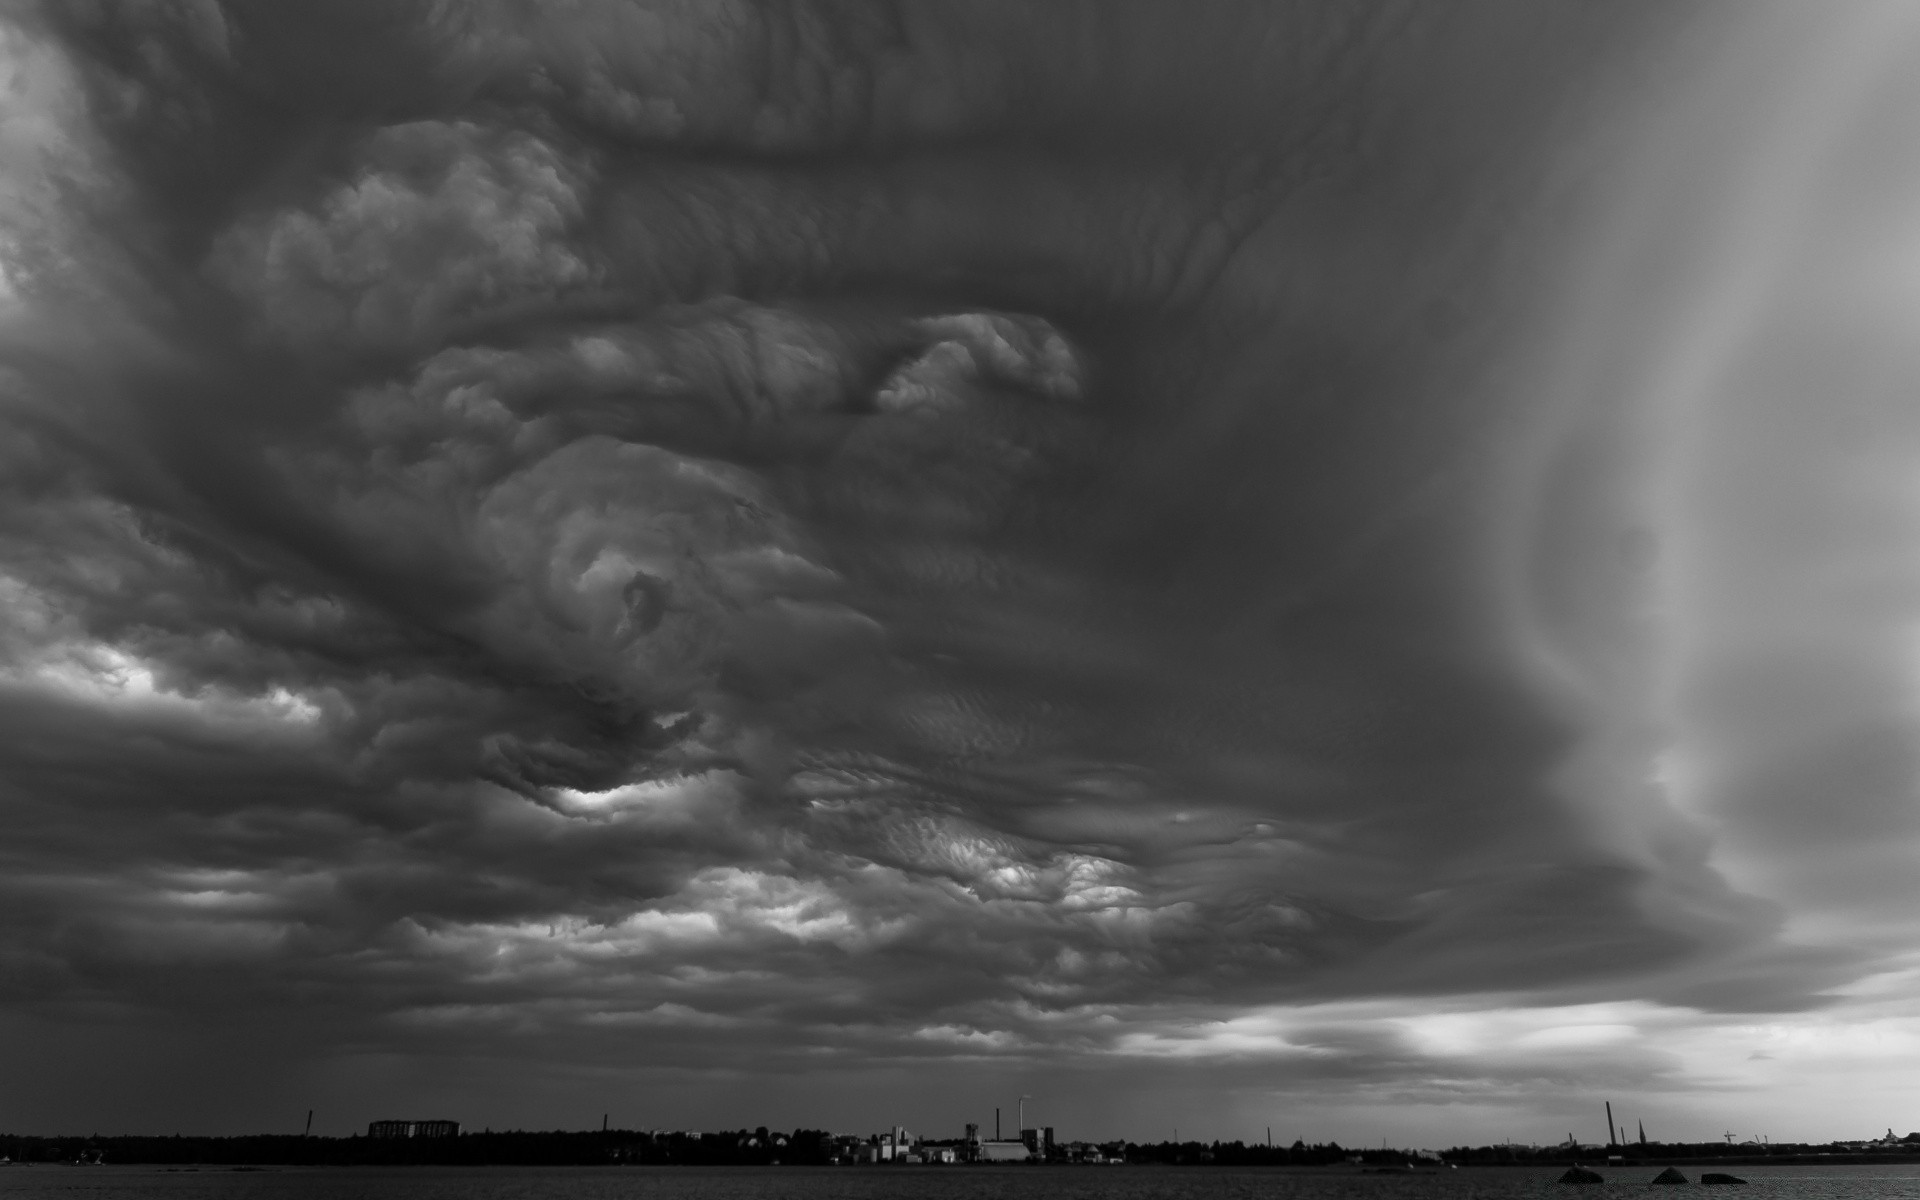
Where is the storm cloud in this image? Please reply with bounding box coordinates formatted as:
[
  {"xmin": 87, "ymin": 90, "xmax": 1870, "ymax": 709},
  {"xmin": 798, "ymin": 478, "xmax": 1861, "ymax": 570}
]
[{"xmin": 2, "ymin": 0, "xmax": 1919, "ymax": 1143}]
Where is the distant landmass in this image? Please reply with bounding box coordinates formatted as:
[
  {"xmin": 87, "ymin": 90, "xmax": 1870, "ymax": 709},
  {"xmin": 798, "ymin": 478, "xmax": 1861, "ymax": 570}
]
[{"xmin": 3, "ymin": 1129, "xmax": 1919, "ymax": 1168}]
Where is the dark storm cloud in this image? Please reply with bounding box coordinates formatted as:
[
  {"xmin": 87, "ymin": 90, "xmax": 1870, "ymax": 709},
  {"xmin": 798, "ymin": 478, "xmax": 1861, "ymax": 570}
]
[{"xmin": 1, "ymin": 0, "xmax": 1902, "ymax": 1137}]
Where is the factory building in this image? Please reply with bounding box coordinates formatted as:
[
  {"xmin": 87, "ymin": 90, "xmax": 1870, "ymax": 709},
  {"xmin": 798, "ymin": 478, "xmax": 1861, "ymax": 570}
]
[{"xmin": 975, "ymin": 1139, "xmax": 1033, "ymax": 1162}]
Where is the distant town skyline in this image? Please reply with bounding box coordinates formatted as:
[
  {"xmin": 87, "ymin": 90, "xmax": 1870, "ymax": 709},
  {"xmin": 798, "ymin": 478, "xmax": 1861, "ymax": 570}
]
[
  {"xmin": 5, "ymin": 0, "xmax": 1920, "ymax": 1149},
  {"xmin": 8, "ymin": 1119, "xmax": 1920, "ymax": 1167}
]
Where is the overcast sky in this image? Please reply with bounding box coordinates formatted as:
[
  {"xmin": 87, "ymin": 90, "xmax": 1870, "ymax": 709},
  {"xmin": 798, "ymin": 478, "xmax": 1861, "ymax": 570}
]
[{"xmin": 3, "ymin": 0, "xmax": 1920, "ymax": 1148}]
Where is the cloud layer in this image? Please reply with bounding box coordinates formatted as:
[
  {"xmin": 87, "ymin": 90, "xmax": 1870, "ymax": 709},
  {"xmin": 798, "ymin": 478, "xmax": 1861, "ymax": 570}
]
[{"xmin": 3, "ymin": 0, "xmax": 1919, "ymax": 1141}]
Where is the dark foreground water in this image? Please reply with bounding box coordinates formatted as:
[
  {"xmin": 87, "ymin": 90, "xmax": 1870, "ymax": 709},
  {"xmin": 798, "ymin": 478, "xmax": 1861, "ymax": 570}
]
[{"xmin": 5, "ymin": 1165, "xmax": 1920, "ymax": 1200}]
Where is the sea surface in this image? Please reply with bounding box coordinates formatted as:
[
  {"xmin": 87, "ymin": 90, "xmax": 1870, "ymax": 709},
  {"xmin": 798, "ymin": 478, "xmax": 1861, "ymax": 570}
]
[{"xmin": 4, "ymin": 1164, "xmax": 1920, "ymax": 1200}]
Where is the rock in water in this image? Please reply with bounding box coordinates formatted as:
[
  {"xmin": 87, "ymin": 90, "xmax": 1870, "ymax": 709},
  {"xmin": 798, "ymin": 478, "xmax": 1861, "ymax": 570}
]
[
  {"xmin": 1559, "ymin": 1166, "xmax": 1606, "ymax": 1184},
  {"xmin": 1651, "ymin": 1167, "xmax": 1689, "ymax": 1184},
  {"xmin": 1700, "ymin": 1173, "xmax": 1747, "ymax": 1185}
]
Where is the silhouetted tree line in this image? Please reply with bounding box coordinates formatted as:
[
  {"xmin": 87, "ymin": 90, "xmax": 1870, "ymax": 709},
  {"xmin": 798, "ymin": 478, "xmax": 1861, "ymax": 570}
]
[
  {"xmin": 1121, "ymin": 1140, "xmax": 1375, "ymax": 1165},
  {"xmin": 0, "ymin": 1133, "xmax": 1428, "ymax": 1168},
  {"xmin": 12, "ymin": 1130, "xmax": 1916, "ymax": 1168},
  {"xmin": 0, "ymin": 1128, "xmax": 839, "ymax": 1166},
  {"xmin": 1440, "ymin": 1139, "xmax": 1920, "ymax": 1166}
]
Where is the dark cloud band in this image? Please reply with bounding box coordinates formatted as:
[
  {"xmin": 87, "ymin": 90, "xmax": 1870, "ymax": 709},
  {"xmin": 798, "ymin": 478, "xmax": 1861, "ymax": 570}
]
[{"xmin": 1, "ymin": 0, "xmax": 1907, "ymax": 1141}]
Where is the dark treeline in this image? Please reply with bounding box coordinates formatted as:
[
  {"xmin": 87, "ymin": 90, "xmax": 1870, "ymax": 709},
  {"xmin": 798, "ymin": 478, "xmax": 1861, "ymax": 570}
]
[
  {"xmin": 0, "ymin": 1129, "xmax": 837, "ymax": 1166},
  {"xmin": 1441, "ymin": 1140, "xmax": 1920, "ymax": 1166},
  {"xmin": 8, "ymin": 1131, "xmax": 1920, "ymax": 1168},
  {"xmin": 0, "ymin": 1133, "xmax": 1389, "ymax": 1167},
  {"xmin": 1125, "ymin": 1142, "xmax": 1398, "ymax": 1166}
]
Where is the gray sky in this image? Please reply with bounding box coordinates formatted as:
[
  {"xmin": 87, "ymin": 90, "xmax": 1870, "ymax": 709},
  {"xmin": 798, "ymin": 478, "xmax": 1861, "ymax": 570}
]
[{"xmin": 3, "ymin": 0, "xmax": 1920, "ymax": 1146}]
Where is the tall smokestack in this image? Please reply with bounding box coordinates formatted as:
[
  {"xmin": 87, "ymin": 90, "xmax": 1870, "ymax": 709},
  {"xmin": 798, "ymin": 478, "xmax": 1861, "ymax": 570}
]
[
  {"xmin": 1605, "ymin": 1102, "xmax": 1616, "ymax": 1148},
  {"xmin": 996, "ymin": 1108, "xmax": 1001, "ymax": 1141}
]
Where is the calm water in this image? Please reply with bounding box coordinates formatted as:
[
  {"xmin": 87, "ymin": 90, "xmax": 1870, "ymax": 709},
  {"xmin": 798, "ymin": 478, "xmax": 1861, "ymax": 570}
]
[{"xmin": 4, "ymin": 1165, "xmax": 1920, "ymax": 1200}]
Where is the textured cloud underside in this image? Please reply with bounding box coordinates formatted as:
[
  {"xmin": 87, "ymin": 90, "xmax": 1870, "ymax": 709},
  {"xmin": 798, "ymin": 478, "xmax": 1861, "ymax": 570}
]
[{"xmin": 3, "ymin": 0, "xmax": 1916, "ymax": 1123}]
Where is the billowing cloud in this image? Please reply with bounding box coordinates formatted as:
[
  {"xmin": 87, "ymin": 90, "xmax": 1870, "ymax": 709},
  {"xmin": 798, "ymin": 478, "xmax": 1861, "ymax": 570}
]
[{"xmin": 3, "ymin": 0, "xmax": 1920, "ymax": 1143}]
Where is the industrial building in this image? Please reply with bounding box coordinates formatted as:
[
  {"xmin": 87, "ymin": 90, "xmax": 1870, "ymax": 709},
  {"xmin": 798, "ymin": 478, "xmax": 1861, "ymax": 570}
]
[
  {"xmin": 975, "ymin": 1139, "xmax": 1033, "ymax": 1162},
  {"xmin": 967, "ymin": 1115, "xmax": 1037, "ymax": 1162}
]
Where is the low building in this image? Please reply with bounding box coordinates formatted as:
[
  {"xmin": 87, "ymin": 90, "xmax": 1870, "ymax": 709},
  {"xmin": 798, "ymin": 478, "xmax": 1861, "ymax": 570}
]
[
  {"xmin": 977, "ymin": 1139, "xmax": 1033, "ymax": 1162},
  {"xmin": 367, "ymin": 1120, "xmax": 460, "ymax": 1139}
]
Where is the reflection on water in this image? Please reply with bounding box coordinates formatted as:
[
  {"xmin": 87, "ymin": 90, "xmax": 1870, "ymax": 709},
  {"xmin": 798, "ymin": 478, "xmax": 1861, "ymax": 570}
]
[{"xmin": 5, "ymin": 1165, "xmax": 1920, "ymax": 1200}]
